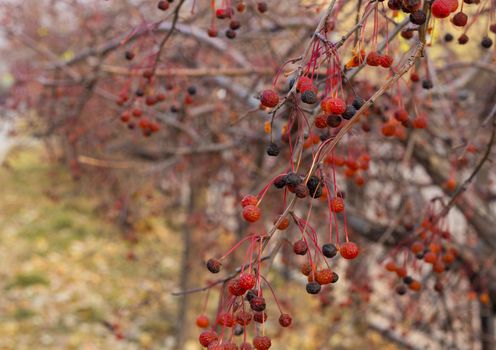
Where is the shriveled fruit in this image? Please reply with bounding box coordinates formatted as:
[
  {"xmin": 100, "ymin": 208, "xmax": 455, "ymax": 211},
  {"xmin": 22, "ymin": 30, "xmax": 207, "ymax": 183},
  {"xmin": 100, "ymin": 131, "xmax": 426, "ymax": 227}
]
[
  {"xmin": 242, "ymin": 205, "xmax": 261, "ymax": 223},
  {"xmin": 260, "ymin": 89, "xmax": 279, "ymax": 108}
]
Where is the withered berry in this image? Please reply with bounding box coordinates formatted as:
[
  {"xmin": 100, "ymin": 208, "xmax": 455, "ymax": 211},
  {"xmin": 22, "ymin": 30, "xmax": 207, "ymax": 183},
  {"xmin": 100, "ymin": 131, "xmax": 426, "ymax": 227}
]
[
  {"xmin": 266, "ymin": 143, "xmax": 280, "ymax": 156},
  {"xmin": 207, "ymin": 258, "xmax": 222, "ymax": 273},
  {"xmin": 301, "ymin": 90, "xmax": 317, "ymax": 104}
]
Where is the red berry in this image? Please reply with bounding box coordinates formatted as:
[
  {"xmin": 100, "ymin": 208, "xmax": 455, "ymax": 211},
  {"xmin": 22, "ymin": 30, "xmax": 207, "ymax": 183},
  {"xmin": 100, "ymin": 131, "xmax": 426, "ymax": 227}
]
[
  {"xmin": 242, "ymin": 205, "xmax": 261, "ymax": 223},
  {"xmin": 236, "ymin": 310, "xmax": 252, "ymax": 325},
  {"xmin": 330, "ymin": 197, "xmax": 345, "ymax": 213},
  {"xmin": 382, "ymin": 122, "xmax": 396, "ymax": 136},
  {"xmin": 452, "ymin": 12, "xmax": 468, "ymax": 26},
  {"xmin": 207, "ymin": 27, "xmax": 218, "ymax": 37},
  {"xmin": 380, "ymin": 54, "xmax": 394, "ymax": 68},
  {"xmin": 296, "ymin": 76, "xmax": 315, "ymax": 93},
  {"xmin": 228, "ymin": 278, "xmax": 246, "ymax": 296},
  {"xmin": 196, "ymin": 315, "xmax": 210, "ymax": 328},
  {"xmin": 293, "ymin": 239, "xmax": 308, "ymax": 255},
  {"xmin": 217, "ymin": 312, "xmax": 235, "ymax": 327},
  {"xmin": 446, "ymin": 0, "xmax": 459, "ymax": 12},
  {"xmin": 340, "ymin": 242, "xmax": 359, "ymax": 259},
  {"xmin": 412, "ymin": 115, "xmax": 427, "ymax": 129},
  {"xmin": 260, "ymin": 89, "xmax": 279, "ymax": 108},
  {"xmin": 241, "ymin": 194, "xmax": 258, "ymax": 207},
  {"xmin": 253, "ymin": 336, "xmax": 272, "ymax": 350},
  {"xmin": 199, "ymin": 331, "xmax": 218, "ymax": 347},
  {"xmin": 239, "ymin": 273, "xmax": 256, "ymax": 290},
  {"xmin": 321, "ymin": 97, "xmax": 346, "ymax": 115},
  {"xmin": 432, "ymin": 0, "xmax": 451, "ymax": 18},
  {"xmin": 366, "ymin": 51, "xmax": 382, "ymax": 66},
  {"xmin": 253, "ymin": 311, "xmax": 268, "ymax": 323},
  {"xmin": 315, "ymin": 268, "xmax": 333, "ymax": 285},
  {"xmin": 240, "ymin": 342, "xmax": 253, "ymax": 350},
  {"xmin": 394, "ymin": 108, "xmax": 409, "ymax": 122},
  {"xmin": 279, "ymin": 313, "xmax": 292, "ymax": 327},
  {"xmin": 157, "ymin": 1, "xmax": 169, "ymax": 11}
]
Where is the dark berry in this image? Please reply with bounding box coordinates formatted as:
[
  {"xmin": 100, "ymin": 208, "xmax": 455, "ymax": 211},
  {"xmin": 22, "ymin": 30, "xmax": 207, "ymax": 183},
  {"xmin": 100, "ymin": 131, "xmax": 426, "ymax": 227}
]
[
  {"xmin": 342, "ymin": 105, "xmax": 356, "ymax": 120},
  {"xmin": 481, "ymin": 37, "xmax": 493, "ymax": 48},
  {"xmin": 458, "ymin": 34, "xmax": 469, "ymax": 45},
  {"xmin": 226, "ymin": 29, "xmax": 236, "ymax": 39},
  {"xmin": 294, "ymin": 183, "xmax": 309, "ymax": 198},
  {"xmin": 444, "ymin": 33, "xmax": 454, "ymax": 42},
  {"xmin": 245, "ymin": 289, "xmax": 258, "ymax": 302},
  {"xmin": 273, "ymin": 175, "xmax": 287, "ymax": 189},
  {"xmin": 257, "ymin": 2, "xmax": 268, "ymax": 13},
  {"xmin": 279, "ymin": 313, "xmax": 292, "ymax": 327},
  {"xmin": 352, "ymin": 97, "xmax": 365, "ymax": 109},
  {"xmin": 403, "ymin": 276, "xmax": 414, "ymax": 285},
  {"xmin": 331, "ymin": 272, "xmax": 339, "ymax": 283},
  {"xmin": 124, "ymin": 51, "xmax": 135, "ymax": 60},
  {"xmin": 135, "ymin": 88, "xmax": 144, "ymax": 97},
  {"xmin": 229, "ymin": 20, "xmax": 241, "ymax": 30},
  {"xmin": 387, "ymin": 0, "xmax": 401, "ymax": 10},
  {"xmin": 250, "ymin": 296, "xmax": 266, "ymax": 312},
  {"xmin": 285, "ymin": 172, "xmax": 302, "ymax": 186},
  {"xmin": 206, "ymin": 258, "xmax": 222, "ymax": 273},
  {"xmin": 301, "ymin": 90, "xmax": 317, "ymax": 104},
  {"xmin": 326, "ymin": 115, "xmax": 342, "ymax": 128},
  {"xmin": 410, "ymin": 10, "xmax": 426, "ymax": 25},
  {"xmin": 322, "ymin": 243, "xmax": 338, "ymax": 258},
  {"xmin": 187, "ymin": 86, "xmax": 197, "ymax": 95},
  {"xmin": 396, "ymin": 285, "xmax": 407, "ymax": 295},
  {"xmin": 422, "ymin": 79, "xmax": 433, "ymax": 89},
  {"xmin": 306, "ymin": 282, "xmax": 321, "ymax": 294},
  {"xmin": 266, "ymin": 143, "xmax": 280, "ymax": 156}
]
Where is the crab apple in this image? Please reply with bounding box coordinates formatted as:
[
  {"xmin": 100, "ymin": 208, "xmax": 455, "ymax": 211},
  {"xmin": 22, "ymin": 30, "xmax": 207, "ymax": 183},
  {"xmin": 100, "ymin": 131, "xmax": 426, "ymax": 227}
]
[
  {"xmin": 257, "ymin": 2, "xmax": 268, "ymax": 13},
  {"xmin": 366, "ymin": 51, "xmax": 381, "ymax": 66},
  {"xmin": 385, "ymin": 261, "xmax": 397, "ymax": 272},
  {"xmin": 331, "ymin": 197, "xmax": 345, "ymax": 213},
  {"xmin": 196, "ymin": 315, "xmax": 210, "ymax": 328},
  {"xmin": 394, "ymin": 108, "xmax": 409, "ymax": 122},
  {"xmin": 315, "ymin": 115, "xmax": 328, "ymax": 128},
  {"xmin": 266, "ymin": 142, "xmax": 280, "ymax": 156},
  {"xmin": 382, "ymin": 122, "xmax": 396, "ymax": 136},
  {"xmin": 315, "ymin": 268, "xmax": 333, "ymax": 285},
  {"xmin": 157, "ymin": 1, "xmax": 169, "ymax": 11},
  {"xmin": 410, "ymin": 10, "xmax": 427, "ymax": 25},
  {"xmin": 228, "ymin": 278, "xmax": 246, "ymax": 296},
  {"xmin": 274, "ymin": 215, "xmax": 289, "ymax": 230},
  {"xmin": 452, "ymin": 12, "xmax": 468, "ymax": 26},
  {"xmin": 296, "ymin": 76, "xmax": 315, "ymax": 93},
  {"xmin": 327, "ymin": 115, "xmax": 342, "ymax": 128},
  {"xmin": 301, "ymin": 90, "xmax": 317, "ymax": 104},
  {"xmin": 260, "ymin": 89, "xmax": 279, "ymax": 108},
  {"xmin": 433, "ymin": 260, "xmax": 446, "ymax": 273},
  {"xmin": 293, "ymin": 240, "xmax": 308, "ymax": 255},
  {"xmin": 207, "ymin": 258, "xmax": 222, "ymax": 273},
  {"xmin": 321, "ymin": 97, "xmax": 346, "ymax": 115},
  {"xmin": 408, "ymin": 280, "xmax": 422, "ymax": 291},
  {"xmin": 253, "ymin": 311, "xmax": 268, "ymax": 323},
  {"xmin": 432, "ymin": 0, "xmax": 451, "ymax": 18},
  {"xmin": 279, "ymin": 313, "xmax": 292, "ymax": 327},
  {"xmin": 253, "ymin": 336, "xmax": 271, "ymax": 350},
  {"xmin": 300, "ymin": 263, "xmax": 313, "ymax": 276},
  {"xmin": 396, "ymin": 285, "xmax": 407, "ymax": 295},
  {"xmin": 242, "ymin": 205, "xmax": 261, "ymax": 223},
  {"xmin": 395, "ymin": 267, "xmax": 407, "ymax": 278},
  {"xmin": 380, "ymin": 54, "xmax": 394, "ymax": 68},
  {"xmin": 236, "ymin": 310, "xmax": 252, "ymax": 325},
  {"xmin": 250, "ymin": 296, "xmax": 266, "ymax": 312},
  {"xmin": 446, "ymin": 0, "xmax": 459, "ymax": 12},
  {"xmin": 411, "ymin": 242, "xmax": 424, "ymax": 254},
  {"xmin": 340, "ymin": 242, "xmax": 359, "ymax": 259},
  {"xmin": 217, "ymin": 312, "xmax": 235, "ymax": 327},
  {"xmin": 199, "ymin": 331, "xmax": 218, "ymax": 347},
  {"xmin": 240, "ymin": 343, "xmax": 253, "ymax": 350},
  {"xmin": 207, "ymin": 27, "xmax": 218, "ymax": 37},
  {"xmin": 241, "ymin": 194, "xmax": 258, "ymax": 207},
  {"xmin": 424, "ymin": 252, "xmax": 437, "ymax": 264},
  {"xmin": 481, "ymin": 37, "xmax": 493, "ymax": 48},
  {"xmin": 239, "ymin": 273, "xmax": 256, "ymax": 291}
]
